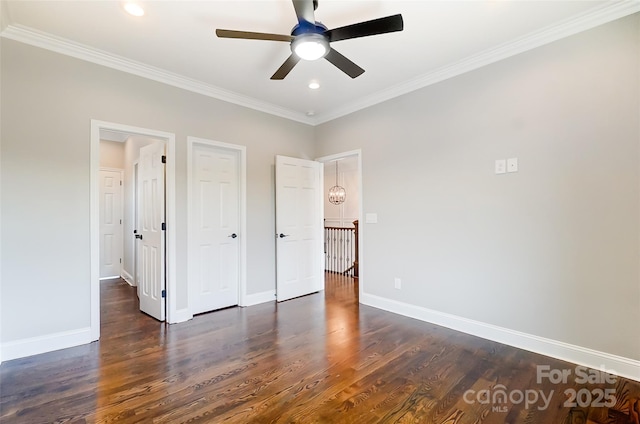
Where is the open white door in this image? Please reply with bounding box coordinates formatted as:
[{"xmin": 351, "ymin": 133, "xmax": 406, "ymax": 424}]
[
  {"xmin": 138, "ymin": 141, "xmax": 166, "ymax": 321},
  {"xmin": 275, "ymin": 155, "xmax": 323, "ymax": 302}
]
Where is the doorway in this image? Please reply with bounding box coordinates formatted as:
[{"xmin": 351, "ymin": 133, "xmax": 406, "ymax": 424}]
[
  {"xmin": 90, "ymin": 120, "xmax": 178, "ymax": 342},
  {"xmin": 316, "ymin": 150, "xmax": 362, "ymax": 295}
]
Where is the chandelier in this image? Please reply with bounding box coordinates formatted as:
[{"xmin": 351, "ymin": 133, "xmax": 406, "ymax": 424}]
[{"xmin": 328, "ymin": 160, "xmax": 346, "ymax": 205}]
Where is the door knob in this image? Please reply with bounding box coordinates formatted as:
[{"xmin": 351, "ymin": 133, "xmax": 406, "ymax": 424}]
[
  {"xmin": 135, "ymin": 234, "xmax": 143, "ymax": 240},
  {"xmin": 278, "ymin": 233, "xmax": 289, "ymax": 238},
  {"xmin": 229, "ymin": 233, "xmax": 238, "ymax": 239}
]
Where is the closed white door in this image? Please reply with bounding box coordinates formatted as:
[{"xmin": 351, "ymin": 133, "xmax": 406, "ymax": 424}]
[
  {"xmin": 99, "ymin": 170, "xmax": 123, "ymax": 279},
  {"xmin": 190, "ymin": 144, "xmax": 240, "ymax": 314},
  {"xmin": 275, "ymin": 155, "xmax": 323, "ymax": 302},
  {"xmin": 138, "ymin": 141, "xmax": 166, "ymax": 321}
]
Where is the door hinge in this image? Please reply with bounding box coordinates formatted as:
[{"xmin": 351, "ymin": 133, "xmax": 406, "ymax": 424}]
[
  {"xmin": 119, "ymin": 258, "xmax": 122, "ymax": 263},
  {"xmin": 161, "ymin": 222, "xmax": 166, "ymax": 231},
  {"xmin": 120, "ymin": 219, "xmax": 122, "ymax": 225},
  {"xmin": 161, "ymin": 290, "xmax": 166, "ymax": 298},
  {"xmin": 161, "ymin": 155, "xmax": 166, "ymax": 164},
  {"xmin": 120, "ymin": 180, "xmax": 122, "ymax": 186}
]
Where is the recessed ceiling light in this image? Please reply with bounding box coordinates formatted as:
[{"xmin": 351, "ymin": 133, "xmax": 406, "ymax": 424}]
[
  {"xmin": 306, "ymin": 111, "xmax": 315, "ymax": 116},
  {"xmin": 308, "ymin": 82, "xmax": 320, "ymax": 90},
  {"xmin": 124, "ymin": 2, "xmax": 145, "ymax": 17}
]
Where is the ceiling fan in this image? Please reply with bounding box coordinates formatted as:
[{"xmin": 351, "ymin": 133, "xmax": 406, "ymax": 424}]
[{"xmin": 215, "ymin": 0, "xmax": 404, "ymax": 80}]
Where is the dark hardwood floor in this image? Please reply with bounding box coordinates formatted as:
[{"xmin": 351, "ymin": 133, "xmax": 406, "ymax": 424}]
[{"xmin": 1, "ymin": 274, "xmax": 638, "ymax": 423}]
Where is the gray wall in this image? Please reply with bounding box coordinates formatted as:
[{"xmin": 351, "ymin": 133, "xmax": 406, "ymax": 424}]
[
  {"xmin": 316, "ymin": 14, "xmax": 640, "ymax": 360},
  {"xmin": 0, "ymin": 39, "xmax": 314, "ymax": 341}
]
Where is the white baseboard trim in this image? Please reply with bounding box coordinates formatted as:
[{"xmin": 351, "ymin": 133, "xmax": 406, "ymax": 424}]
[
  {"xmin": 170, "ymin": 308, "xmax": 192, "ymax": 324},
  {"xmin": 121, "ymin": 269, "xmax": 135, "ymax": 286},
  {"xmin": 242, "ymin": 290, "xmax": 276, "ymax": 307},
  {"xmin": 1, "ymin": 327, "xmax": 94, "ymax": 362},
  {"xmin": 360, "ymin": 292, "xmax": 640, "ymax": 382}
]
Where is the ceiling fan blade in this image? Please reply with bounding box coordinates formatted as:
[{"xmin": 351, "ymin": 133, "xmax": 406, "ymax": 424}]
[
  {"xmin": 325, "ymin": 48, "xmax": 364, "ymax": 79},
  {"xmin": 271, "ymin": 54, "xmax": 301, "ymax": 80},
  {"xmin": 325, "ymin": 14, "xmax": 404, "ymax": 43},
  {"xmin": 216, "ymin": 29, "xmax": 293, "ymax": 42},
  {"xmin": 292, "ymin": 0, "xmax": 316, "ymax": 24}
]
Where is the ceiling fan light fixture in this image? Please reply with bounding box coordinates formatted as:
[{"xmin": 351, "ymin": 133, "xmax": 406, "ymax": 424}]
[
  {"xmin": 292, "ymin": 34, "xmax": 328, "ymax": 61},
  {"xmin": 216, "ymin": 1, "xmax": 404, "ymax": 80}
]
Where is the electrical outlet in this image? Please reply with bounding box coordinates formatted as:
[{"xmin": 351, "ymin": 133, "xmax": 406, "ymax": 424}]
[
  {"xmin": 507, "ymin": 157, "xmax": 518, "ymax": 173},
  {"xmin": 495, "ymin": 159, "xmax": 506, "ymax": 174},
  {"xmin": 394, "ymin": 278, "xmax": 401, "ymax": 290}
]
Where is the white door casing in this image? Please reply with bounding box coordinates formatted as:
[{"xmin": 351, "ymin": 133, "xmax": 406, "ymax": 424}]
[
  {"xmin": 190, "ymin": 143, "xmax": 240, "ymax": 314},
  {"xmin": 275, "ymin": 155, "xmax": 324, "ymax": 302},
  {"xmin": 92, "ymin": 120, "xmax": 178, "ymax": 344},
  {"xmin": 99, "ymin": 169, "xmax": 123, "ymax": 279},
  {"xmin": 138, "ymin": 141, "xmax": 166, "ymax": 321}
]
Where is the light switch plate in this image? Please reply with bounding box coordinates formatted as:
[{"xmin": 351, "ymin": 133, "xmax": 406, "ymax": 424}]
[
  {"xmin": 507, "ymin": 157, "xmax": 518, "ymax": 173},
  {"xmin": 394, "ymin": 278, "xmax": 401, "ymax": 290},
  {"xmin": 365, "ymin": 213, "xmax": 378, "ymax": 224},
  {"xmin": 495, "ymin": 159, "xmax": 506, "ymax": 174}
]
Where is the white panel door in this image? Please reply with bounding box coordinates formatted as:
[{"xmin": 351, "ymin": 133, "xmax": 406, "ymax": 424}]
[
  {"xmin": 139, "ymin": 141, "xmax": 166, "ymax": 321},
  {"xmin": 191, "ymin": 144, "xmax": 240, "ymax": 314},
  {"xmin": 275, "ymin": 155, "xmax": 323, "ymax": 302},
  {"xmin": 99, "ymin": 170, "xmax": 123, "ymax": 279}
]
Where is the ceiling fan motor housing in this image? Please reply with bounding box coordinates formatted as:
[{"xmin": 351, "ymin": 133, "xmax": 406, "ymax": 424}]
[{"xmin": 291, "ymin": 21, "xmax": 328, "ymax": 36}]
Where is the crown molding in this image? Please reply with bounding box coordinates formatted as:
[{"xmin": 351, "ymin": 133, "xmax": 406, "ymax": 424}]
[
  {"xmin": 313, "ymin": 0, "xmax": 640, "ymax": 125},
  {"xmin": 0, "ymin": 24, "xmax": 315, "ymax": 126},
  {"xmin": 1, "ymin": 1, "xmax": 638, "ymax": 127}
]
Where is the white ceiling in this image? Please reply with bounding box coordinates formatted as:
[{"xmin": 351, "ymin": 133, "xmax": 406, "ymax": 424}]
[{"xmin": 2, "ymin": 1, "xmax": 639, "ymax": 125}]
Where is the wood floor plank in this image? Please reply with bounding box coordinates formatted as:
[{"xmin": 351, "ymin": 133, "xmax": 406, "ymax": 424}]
[{"xmin": 1, "ymin": 274, "xmax": 639, "ymax": 423}]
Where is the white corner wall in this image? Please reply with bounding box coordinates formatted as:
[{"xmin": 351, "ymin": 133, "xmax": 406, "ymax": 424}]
[
  {"xmin": 316, "ymin": 14, "xmax": 640, "ymax": 379},
  {"xmin": 99, "ymin": 140, "xmax": 125, "ymax": 169}
]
